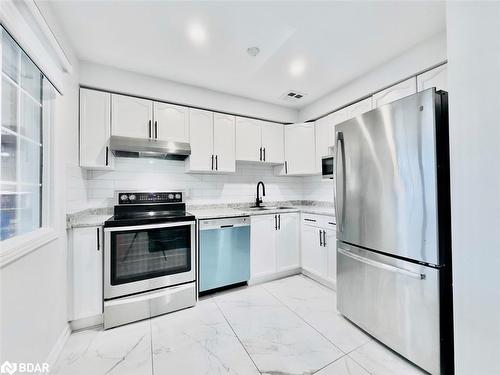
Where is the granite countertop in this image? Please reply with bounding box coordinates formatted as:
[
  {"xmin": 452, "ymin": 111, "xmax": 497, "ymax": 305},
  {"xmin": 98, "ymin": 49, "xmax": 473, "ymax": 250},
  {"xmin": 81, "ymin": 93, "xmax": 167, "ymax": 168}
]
[{"xmin": 67, "ymin": 201, "xmax": 335, "ymax": 229}]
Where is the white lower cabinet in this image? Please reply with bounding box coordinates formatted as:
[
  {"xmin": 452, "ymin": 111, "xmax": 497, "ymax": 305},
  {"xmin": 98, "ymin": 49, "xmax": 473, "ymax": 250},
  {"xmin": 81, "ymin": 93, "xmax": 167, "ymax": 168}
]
[
  {"xmin": 69, "ymin": 226, "xmax": 103, "ymax": 322},
  {"xmin": 250, "ymin": 213, "xmax": 299, "ymax": 281},
  {"xmin": 300, "ymin": 214, "xmax": 337, "ymax": 288}
]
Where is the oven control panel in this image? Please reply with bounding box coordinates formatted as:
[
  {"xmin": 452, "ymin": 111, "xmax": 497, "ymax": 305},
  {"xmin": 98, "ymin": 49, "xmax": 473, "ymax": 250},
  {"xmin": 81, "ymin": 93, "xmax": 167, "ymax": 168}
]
[{"xmin": 118, "ymin": 192, "xmax": 182, "ymax": 204}]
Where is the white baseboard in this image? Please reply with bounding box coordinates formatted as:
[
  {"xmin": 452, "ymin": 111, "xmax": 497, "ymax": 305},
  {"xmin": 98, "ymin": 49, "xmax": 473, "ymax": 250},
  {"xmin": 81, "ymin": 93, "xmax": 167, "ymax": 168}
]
[
  {"xmin": 70, "ymin": 314, "xmax": 103, "ymax": 331},
  {"xmin": 248, "ymin": 268, "xmax": 301, "ymax": 285},
  {"xmin": 301, "ymin": 269, "xmax": 336, "ymax": 291},
  {"xmin": 44, "ymin": 323, "xmax": 70, "ymax": 371}
]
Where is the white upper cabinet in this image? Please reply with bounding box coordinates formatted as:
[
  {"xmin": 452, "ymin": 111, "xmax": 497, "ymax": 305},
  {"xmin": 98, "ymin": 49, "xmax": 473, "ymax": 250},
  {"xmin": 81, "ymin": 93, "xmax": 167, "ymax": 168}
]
[
  {"xmin": 235, "ymin": 118, "xmax": 285, "ymax": 164},
  {"xmin": 213, "ymin": 113, "xmax": 235, "ymax": 173},
  {"xmin": 261, "ymin": 121, "xmax": 284, "ymax": 164},
  {"xmin": 79, "ymin": 88, "xmax": 113, "ymax": 169},
  {"xmin": 235, "ymin": 117, "xmax": 261, "ymax": 162},
  {"xmin": 417, "ymin": 64, "xmax": 448, "ymax": 92},
  {"xmin": 372, "ymin": 77, "xmax": 417, "ymax": 108},
  {"xmin": 282, "ymin": 123, "xmax": 316, "ymax": 175},
  {"xmin": 344, "ymin": 97, "xmax": 373, "ymax": 120},
  {"xmin": 185, "ymin": 108, "xmax": 214, "ymax": 172},
  {"xmin": 153, "ymin": 102, "xmax": 189, "ymax": 142},
  {"xmin": 315, "ymin": 109, "xmax": 347, "ymax": 173},
  {"xmin": 111, "ymin": 94, "xmax": 153, "ymax": 139}
]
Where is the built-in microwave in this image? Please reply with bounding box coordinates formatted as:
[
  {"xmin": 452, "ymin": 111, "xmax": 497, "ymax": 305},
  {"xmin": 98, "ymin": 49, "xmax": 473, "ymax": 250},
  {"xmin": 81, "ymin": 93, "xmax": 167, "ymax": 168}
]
[{"xmin": 321, "ymin": 155, "xmax": 334, "ymax": 179}]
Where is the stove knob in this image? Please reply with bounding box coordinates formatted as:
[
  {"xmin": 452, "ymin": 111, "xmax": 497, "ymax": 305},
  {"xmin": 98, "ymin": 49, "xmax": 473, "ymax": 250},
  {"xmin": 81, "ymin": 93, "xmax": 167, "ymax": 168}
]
[
  {"xmin": 175, "ymin": 193, "xmax": 181, "ymax": 200},
  {"xmin": 168, "ymin": 194, "xmax": 174, "ymax": 200},
  {"xmin": 120, "ymin": 195, "xmax": 128, "ymax": 201},
  {"xmin": 129, "ymin": 194, "xmax": 136, "ymax": 201}
]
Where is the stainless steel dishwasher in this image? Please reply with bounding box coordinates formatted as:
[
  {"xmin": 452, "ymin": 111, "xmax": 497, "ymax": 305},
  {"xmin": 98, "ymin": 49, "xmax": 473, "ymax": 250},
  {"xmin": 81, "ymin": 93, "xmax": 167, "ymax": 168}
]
[{"xmin": 198, "ymin": 216, "xmax": 250, "ymax": 293}]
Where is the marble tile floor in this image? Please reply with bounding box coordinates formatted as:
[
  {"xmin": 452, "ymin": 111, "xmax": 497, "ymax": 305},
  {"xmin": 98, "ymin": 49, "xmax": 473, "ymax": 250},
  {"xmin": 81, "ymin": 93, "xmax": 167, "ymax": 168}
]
[{"xmin": 52, "ymin": 275, "xmax": 427, "ymax": 375}]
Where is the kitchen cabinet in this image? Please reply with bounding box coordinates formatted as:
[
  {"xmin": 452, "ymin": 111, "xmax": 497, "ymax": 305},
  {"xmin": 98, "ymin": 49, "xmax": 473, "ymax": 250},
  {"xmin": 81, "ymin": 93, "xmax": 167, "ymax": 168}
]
[
  {"xmin": 69, "ymin": 226, "xmax": 103, "ymax": 322},
  {"xmin": 315, "ymin": 110, "xmax": 347, "ymax": 173},
  {"xmin": 344, "ymin": 97, "xmax": 373, "ymax": 120},
  {"xmin": 235, "ymin": 117, "xmax": 284, "ymax": 163},
  {"xmin": 153, "ymin": 102, "xmax": 189, "ymax": 142},
  {"xmin": 417, "ymin": 64, "xmax": 448, "ymax": 92},
  {"xmin": 372, "ymin": 77, "xmax": 417, "ymax": 108},
  {"xmin": 111, "ymin": 93, "xmax": 153, "ymax": 139},
  {"xmin": 250, "ymin": 213, "xmax": 300, "ymax": 281},
  {"xmin": 213, "ymin": 113, "xmax": 236, "ymax": 172},
  {"xmin": 261, "ymin": 121, "xmax": 284, "ymax": 164},
  {"xmin": 185, "ymin": 110, "xmax": 235, "ymax": 173},
  {"xmin": 79, "ymin": 88, "xmax": 113, "ymax": 170},
  {"xmin": 301, "ymin": 213, "xmax": 337, "ymax": 289},
  {"xmin": 278, "ymin": 123, "xmax": 316, "ymax": 175}
]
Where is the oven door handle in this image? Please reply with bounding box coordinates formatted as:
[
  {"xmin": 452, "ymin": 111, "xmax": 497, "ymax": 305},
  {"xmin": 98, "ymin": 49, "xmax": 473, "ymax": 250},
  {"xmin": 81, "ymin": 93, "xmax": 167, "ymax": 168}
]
[{"xmin": 104, "ymin": 220, "xmax": 196, "ymax": 232}]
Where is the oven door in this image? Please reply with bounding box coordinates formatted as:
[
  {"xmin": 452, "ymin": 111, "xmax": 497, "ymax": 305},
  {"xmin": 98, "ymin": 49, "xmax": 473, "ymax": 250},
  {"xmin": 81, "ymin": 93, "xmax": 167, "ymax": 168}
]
[{"xmin": 104, "ymin": 220, "xmax": 195, "ymax": 300}]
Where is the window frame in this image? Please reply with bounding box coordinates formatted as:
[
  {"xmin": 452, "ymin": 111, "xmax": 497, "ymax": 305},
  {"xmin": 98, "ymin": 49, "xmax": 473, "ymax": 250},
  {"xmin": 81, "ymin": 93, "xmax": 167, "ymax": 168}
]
[{"xmin": 0, "ymin": 27, "xmax": 57, "ymax": 267}]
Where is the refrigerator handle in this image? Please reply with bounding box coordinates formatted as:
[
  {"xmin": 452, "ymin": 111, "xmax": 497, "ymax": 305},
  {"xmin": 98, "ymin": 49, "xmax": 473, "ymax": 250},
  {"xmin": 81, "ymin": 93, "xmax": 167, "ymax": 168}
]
[
  {"xmin": 338, "ymin": 248, "xmax": 426, "ymax": 280},
  {"xmin": 335, "ymin": 132, "xmax": 346, "ymax": 232}
]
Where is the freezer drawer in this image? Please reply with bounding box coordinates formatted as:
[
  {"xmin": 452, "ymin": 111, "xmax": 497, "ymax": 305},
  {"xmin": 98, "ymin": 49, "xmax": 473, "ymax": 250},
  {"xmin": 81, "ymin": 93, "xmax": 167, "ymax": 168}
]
[{"xmin": 337, "ymin": 241, "xmax": 441, "ymax": 375}]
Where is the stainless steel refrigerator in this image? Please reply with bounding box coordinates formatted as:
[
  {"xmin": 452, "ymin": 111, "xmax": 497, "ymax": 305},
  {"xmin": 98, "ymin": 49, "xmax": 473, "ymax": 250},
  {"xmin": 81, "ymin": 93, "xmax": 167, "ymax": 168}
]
[{"xmin": 335, "ymin": 88, "xmax": 453, "ymax": 375}]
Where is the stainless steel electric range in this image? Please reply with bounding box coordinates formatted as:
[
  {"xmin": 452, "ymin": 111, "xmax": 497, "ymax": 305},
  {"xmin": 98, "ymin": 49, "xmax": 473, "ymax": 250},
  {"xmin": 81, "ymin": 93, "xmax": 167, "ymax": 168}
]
[{"xmin": 103, "ymin": 191, "xmax": 196, "ymax": 329}]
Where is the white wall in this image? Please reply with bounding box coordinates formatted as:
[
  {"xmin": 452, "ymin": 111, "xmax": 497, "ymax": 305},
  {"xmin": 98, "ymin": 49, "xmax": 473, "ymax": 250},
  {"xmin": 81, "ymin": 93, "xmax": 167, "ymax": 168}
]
[
  {"xmin": 299, "ymin": 32, "xmax": 447, "ymax": 122},
  {"xmin": 79, "ymin": 61, "xmax": 298, "ymax": 124},
  {"xmin": 446, "ymin": 3, "xmax": 500, "ymax": 374},
  {"xmin": 0, "ymin": 1, "xmax": 79, "ymax": 366}
]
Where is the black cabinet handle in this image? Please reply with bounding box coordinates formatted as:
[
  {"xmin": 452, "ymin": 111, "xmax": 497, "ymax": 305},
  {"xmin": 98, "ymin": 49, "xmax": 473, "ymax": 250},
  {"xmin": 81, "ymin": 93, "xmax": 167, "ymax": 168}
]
[
  {"xmin": 215, "ymin": 155, "xmax": 218, "ymax": 170},
  {"xmin": 323, "ymin": 230, "xmax": 327, "ymax": 247},
  {"xmin": 154, "ymin": 121, "xmax": 158, "ymax": 139},
  {"xmin": 278, "ymin": 214, "xmax": 281, "ymax": 230},
  {"xmin": 105, "ymin": 146, "xmax": 109, "ymax": 166},
  {"xmin": 304, "ymin": 218, "xmax": 316, "ymax": 222},
  {"xmin": 319, "ymin": 229, "xmax": 323, "ymax": 246},
  {"xmin": 260, "ymin": 147, "xmax": 262, "ymax": 161},
  {"xmin": 96, "ymin": 228, "xmax": 100, "ymax": 251},
  {"xmin": 263, "ymin": 148, "xmax": 266, "ymax": 162},
  {"xmin": 211, "ymin": 155, "xmax": 214, "ymax": 170},
  {"xmin": 285, "ymin": 161, "xmax": 288, "ymax": 174},
  {"xmin": 274, "ymin": 215, "xmax": 277, "ymax": 230},
  {"xmin": 148, "ymin": 120, "xmax": 152, "ymax": 139}
]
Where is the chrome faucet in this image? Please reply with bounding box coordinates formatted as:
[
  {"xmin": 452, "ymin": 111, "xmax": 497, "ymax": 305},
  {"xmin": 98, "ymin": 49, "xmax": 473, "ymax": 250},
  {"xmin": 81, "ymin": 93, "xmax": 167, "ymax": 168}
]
[{"xmin": 256, "ymin": 181, "xmax": 266, "ymax": 207}]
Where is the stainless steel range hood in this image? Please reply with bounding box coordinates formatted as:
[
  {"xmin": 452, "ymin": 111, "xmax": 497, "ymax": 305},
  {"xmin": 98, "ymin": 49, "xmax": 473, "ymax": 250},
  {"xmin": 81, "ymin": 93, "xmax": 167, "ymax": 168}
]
[{"xmin": 109, "ymin": 136, "xmax": 191, "ymax": 160}]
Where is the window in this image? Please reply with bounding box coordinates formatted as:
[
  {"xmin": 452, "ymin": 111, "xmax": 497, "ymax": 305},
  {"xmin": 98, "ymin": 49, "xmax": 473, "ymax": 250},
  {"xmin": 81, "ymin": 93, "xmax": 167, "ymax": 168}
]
[{"xmin": 0, "ymin": 28, "xmax": 48, "ymax": 241}]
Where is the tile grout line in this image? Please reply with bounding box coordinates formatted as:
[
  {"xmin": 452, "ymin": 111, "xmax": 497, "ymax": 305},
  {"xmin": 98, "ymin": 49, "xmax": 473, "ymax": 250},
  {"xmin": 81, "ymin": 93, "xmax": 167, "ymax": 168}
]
[
  {"xmin": 213, "ymin": 297, "xmax": 263, "ymax": 375},
  {"xmin": 261, "ymin": 282, "xmax": 346, "ymax": 356},
  {"xmin": 149, "ymin": 317, "xmax": 155, "ymax": 375}
]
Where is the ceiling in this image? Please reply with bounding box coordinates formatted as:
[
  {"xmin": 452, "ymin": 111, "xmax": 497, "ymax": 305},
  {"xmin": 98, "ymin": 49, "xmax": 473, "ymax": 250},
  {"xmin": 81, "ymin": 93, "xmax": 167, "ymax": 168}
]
[{"xmin": 47, "ymin": 1, "xmax": 445, "ymax": 108}]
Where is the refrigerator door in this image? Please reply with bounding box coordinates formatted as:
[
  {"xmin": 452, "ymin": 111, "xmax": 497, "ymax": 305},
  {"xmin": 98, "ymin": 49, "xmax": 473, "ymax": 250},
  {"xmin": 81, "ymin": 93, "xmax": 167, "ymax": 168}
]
[
  {"xmin": 337, "ymin": 242, "xmax": 440, "ymax": 375},
  {"xmin": 335, "ymin": 89, "xmax": 439, "ymax": 265}
]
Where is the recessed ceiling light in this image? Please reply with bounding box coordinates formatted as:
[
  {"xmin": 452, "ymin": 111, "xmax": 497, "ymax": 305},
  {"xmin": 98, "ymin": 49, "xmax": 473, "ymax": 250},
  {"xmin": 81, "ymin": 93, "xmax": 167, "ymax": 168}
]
[
  {"xmin": 247, "ymin": 47, "xmax": 260, "ymax": 57},
  {"xmin": 188, "ymin": 22, "xmax": 207, "ymax": 44},
  {"xmin": 289, "ymin": 59, "xmax": 306, "ymax": 77}
]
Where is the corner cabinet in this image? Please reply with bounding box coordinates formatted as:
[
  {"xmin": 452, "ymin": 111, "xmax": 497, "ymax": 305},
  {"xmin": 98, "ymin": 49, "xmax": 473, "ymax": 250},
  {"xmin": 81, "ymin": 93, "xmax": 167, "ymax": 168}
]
[
  {"xmin": 315, "ymin": 110, "xmax": 347, "ymax": 173},
  {"xmin": 276, "ymin": 123, "xmax": 316, "ymax": 176},
  {"xmin": 250, "ymin": 213, "xmax": 299, "ymax": 282},
  {"xmin": 68, "ymin": 226, "xmax": 103, "ymax": 323},
  {"xmin": 185, "ymin": 109, "xmax": 235, "ymax": 173},
  {"xmin": 372, "ymin": 77, "xmax": 417, "ymax": 108},
  {"xmin": 79, "ymin": 88, "xmax": 113, "ymax": 170},
  {"xmin": 235, "ymin": 117, "xmax": 284, "ymax": 164}
]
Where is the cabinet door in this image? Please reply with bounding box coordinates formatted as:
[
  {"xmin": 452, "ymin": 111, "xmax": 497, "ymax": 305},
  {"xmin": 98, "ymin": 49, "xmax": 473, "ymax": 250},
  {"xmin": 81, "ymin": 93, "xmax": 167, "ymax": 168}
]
[
  {"xmin": 315, "ymin": 110, "xmax": 346, "ymax": 172},
  {"xmin": 276, "ymin": 213, "xmax": 300, "ymax": 272},
  {"xmin": 372, "ymin": 77, "xmax": 417, "ymax": 108},
  {"xmin": 417, "ymin": 64, "xmax": 448, "ymax": 92},
  {"xmin": 235, "ymin": 117, "xmax": 261, "ymax": 162},
  {"xmin": 70, "ymin": 227, "xmax": 103, "ymax": 320},
  {"xmin": 344, "ymin": 97, "xmax": 373, "ymax": 120},
  {"xmin": 153, "ymin": 102, "xmax": 189, "ymax": 142},
  {"xmin": 301, "ymin": 225, "xmax": 327, "ymax": 277},
  {"xmin": 284, "ymin": 123, "xmax": 316, "ymax": 175},
  {"xmin": 79, "ymin": 88, "xmax": 112, "ymax": 169},
  {"xmin": 111, "ymin": 94, "xmax": 153, "ymax": 139},
  {"xmin": 213, "ymin": 113, "xmax": 236, "ymax": 172},
  {"xmin": 261, "ymin": 121, "xmax": 284, "ymax": 164},
  {"xmin": 186, "ymin": 108, "xmax": 213, "ymax": 172},
  {"xmin": 325, "ymin": 228, "xmax": 337, "ymax": 287},
  {"xmin": 251, "ymin": 214, "xmax": 277, "ymax": 279}
]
